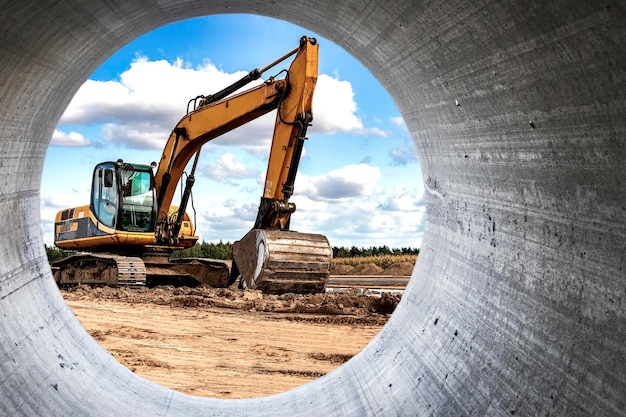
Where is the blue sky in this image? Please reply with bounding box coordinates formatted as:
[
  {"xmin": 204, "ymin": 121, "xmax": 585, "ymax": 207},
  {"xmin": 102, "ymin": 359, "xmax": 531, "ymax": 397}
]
[{"xmin": 41, "ymin": 14, "xmax": 424, "ymax": 249}]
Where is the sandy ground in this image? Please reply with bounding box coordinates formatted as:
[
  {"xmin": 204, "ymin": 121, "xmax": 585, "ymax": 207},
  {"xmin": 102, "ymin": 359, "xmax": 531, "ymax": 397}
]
[{"xmin": 62, "ymin": 285, "xmax": 400, "ymax": 399}]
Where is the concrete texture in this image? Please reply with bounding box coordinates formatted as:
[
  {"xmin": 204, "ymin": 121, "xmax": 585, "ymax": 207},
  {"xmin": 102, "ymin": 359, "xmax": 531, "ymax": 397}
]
[{"xmin": 0, "ymin": 0, "xmax": 624, "ymax": 415}]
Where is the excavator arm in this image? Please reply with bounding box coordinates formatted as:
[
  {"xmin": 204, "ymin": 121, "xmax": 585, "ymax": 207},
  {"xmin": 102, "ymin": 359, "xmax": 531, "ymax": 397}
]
[
  {"xmin": 153, "ymin": 79, "xmax": 283, "ymax": 244},
  {"xmin": 254, "ymin": 37, "xmax": 318, "ymax": 230}
]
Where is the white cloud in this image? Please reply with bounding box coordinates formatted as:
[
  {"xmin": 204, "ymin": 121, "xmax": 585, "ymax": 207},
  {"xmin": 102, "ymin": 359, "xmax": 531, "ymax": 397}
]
[
  {"xmin": 311, "ymin": 74, "xmax": 362, "ymax": 133},
  {"xmin": 101, "ymin": 122, "xmax": 166, "ymax": 150},
  {"xmin": 210, "ymin": 113, "xmax": 275, "ymax": 155},
  {"xmin": 378, "ymin": 186, "xmax": 425, "ymax": 211},
  {"xmin": 41, "ymin": 194, "xmax": 86, "ymax": 210},
  {"xmin": 60, "ymin": 58, "xmax": 253, "ymax": 150},
  {"xmin": 390, "ymin": 116, "xmax": 407, "ymax": 129},
  {"xmin": 50, "ymin": 129, "xmax": 91, "ymax": 147},
  {"xmin": 57, "ymin": 57, "xmax": 380, "ymax": 150},
  {"xmin": 190, "ymin": 186, "xmax": 424, "ymax": 249},
  {"xmin": 389, "ymin": 142, "xmax": 418, "ymax": 166},
  {"xmin": 200, "ymin": 153, "xmax": 260, "ymax": 181},
  {"xmin": 289, "ymin": 193, "xmax": 425, "ymax": 249},
  {"xmin": 61, "ymin": 58, "xmax": 244, "ymax": 127},
  {"xmin": 184, "ymin": 162, "xmax": 424, "ymax": 247},
  {"xmin": 192, "ymin": 201, "xmax": 258, "ymax": 242},
  {"xmin": 40, "ymin": 190, "xmax": 92, "ymax": 246},
  {"xmin": 312, "ymin": 74, "xmax": 387, "ymax": 137},
  {"xmin": 297, "ymin": 163, "xmax": 382, "ymax": 201}
]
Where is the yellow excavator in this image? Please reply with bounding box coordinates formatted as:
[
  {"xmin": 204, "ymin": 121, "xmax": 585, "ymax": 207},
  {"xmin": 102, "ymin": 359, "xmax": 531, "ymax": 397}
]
[{"xmin": 52, "ymin": 36, "xmax": 332, "ymax": 294}]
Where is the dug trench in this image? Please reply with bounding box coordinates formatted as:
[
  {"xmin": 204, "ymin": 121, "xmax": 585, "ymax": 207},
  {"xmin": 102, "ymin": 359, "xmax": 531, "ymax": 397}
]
[{"xmin": 60, "ymin": 262, "xmax": 407, "ymax": 399}]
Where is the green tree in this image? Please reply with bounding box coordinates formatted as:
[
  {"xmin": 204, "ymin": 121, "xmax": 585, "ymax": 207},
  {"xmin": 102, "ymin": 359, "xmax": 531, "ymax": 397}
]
[
  {"xmin": 172, "ymin": 240, "xmax": 233, "ymax": 260},
  {"xmin": 44, "ymin": 244, "xmax": 67, "ymax": 264},
  {"xmin": 332, "ymin": 246, "xmax": 350, "ymax": 258},
  {"xmin": 332, "ymin": 245, "xmax": 419, "ymax": 258}
]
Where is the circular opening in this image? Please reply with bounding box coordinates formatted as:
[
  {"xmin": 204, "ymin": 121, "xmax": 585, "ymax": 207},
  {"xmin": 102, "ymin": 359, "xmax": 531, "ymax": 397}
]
[{"xmin": 41, "ymin": 14, "xmax": 422, "ymax": 399}]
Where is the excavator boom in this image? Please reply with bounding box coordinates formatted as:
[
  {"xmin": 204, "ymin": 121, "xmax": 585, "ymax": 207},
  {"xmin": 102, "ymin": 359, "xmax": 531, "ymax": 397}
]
[{"xmin": 154, "ymin": 81, "xmax": 282, "ymax": 222}]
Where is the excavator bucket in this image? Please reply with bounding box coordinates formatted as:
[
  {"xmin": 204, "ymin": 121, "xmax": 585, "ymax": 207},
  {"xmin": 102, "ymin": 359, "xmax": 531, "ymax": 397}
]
[{"xmin": 233, "ymin": 229, "xmax": 332, "ymax": 294}]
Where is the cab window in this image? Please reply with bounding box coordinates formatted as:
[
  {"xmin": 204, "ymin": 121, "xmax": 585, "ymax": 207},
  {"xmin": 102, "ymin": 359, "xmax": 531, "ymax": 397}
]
[{"xmin": 119, "ymin": 167, "xmax": 155, "ymax": 232}]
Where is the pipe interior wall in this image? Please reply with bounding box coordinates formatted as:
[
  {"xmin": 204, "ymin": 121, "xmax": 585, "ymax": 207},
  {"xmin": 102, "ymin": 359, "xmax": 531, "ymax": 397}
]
[{"xmin": 0, "ymin": 0, "xmax": 624, "ymax": 415}]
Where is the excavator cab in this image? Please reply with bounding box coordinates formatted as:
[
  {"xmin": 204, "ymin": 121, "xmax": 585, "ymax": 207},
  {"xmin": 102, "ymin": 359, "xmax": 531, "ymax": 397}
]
[
  {"xmin": 91, "ymin": 161, "xmax": 156, "ymax": 233},
  {"xmin": 55, "ymin": 160, "xmax": 197, "ymax": 251}
]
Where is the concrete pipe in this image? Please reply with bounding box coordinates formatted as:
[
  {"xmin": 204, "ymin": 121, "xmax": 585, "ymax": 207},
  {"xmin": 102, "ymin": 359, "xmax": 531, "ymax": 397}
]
[{"xmin": 0, "ymin": 0, "xmax": 624, "ymax": 415}]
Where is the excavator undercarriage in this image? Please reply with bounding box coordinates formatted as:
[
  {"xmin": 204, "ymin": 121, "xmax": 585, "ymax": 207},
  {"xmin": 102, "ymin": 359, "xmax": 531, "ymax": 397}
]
[
  {"xmin": 52, "ymin": 249, "xmax": 231, "ymax": 288},
  {"xmin": 52, "ymin": 254, "xmax": 148, "ymax": 287}
]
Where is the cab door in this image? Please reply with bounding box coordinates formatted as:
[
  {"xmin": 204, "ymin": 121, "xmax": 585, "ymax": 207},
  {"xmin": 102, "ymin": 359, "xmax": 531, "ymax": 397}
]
[{"xmin": 91, "ymin": 162, "xmax": 119, "ymax": 230}]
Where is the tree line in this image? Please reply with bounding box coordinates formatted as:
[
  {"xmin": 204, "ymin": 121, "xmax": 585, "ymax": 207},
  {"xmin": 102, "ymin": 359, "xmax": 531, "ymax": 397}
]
[
  {"xmin": 168, "ymin": 241, "xmax": 419, "ymax": 260},
  {"xmin": 173, "ymin": 240, "xmax": 420, "ymax": 259},
  {"xmin": 45, "ymin": 241, "xmax": 419, "ymax": 263},
  {"xmin": 332, "ymin": 245, "xmax": 419, "ymax": 258}
]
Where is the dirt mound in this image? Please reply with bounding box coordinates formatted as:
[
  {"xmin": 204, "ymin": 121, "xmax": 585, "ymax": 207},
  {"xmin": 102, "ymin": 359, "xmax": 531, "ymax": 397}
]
[
  {"xmin": 350, "ymin": 262, "xmax": 384, "ymax": 275},
  {"xmin": 383, "ymin": 262, "xmax": 414, "ymax": 276},
  {"xmin": 330, "ymin": 264, "xmax": 354, "ymax": 275},
  {"xmin": 62, "ymin": 285, "xmax": 401, "ymax": 326}
]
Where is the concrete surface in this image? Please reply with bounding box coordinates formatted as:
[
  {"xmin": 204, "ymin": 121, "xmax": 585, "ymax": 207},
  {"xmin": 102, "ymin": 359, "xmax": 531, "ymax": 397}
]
[{"xmin": 0, "ymin": 0, "xmax": 624, "ymax": 416}]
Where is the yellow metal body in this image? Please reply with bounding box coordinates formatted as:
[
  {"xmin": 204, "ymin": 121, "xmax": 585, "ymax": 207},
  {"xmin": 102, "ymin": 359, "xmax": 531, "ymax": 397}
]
[{"xmin": 54, "ymin": 205, "xmax": 197, "ymax": 250}]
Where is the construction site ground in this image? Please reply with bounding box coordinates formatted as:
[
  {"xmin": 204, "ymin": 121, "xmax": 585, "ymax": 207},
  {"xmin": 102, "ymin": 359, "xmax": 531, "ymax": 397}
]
[{"xmin": 61, "ymin": 261, "xmax": 412, "ymax": 399}]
